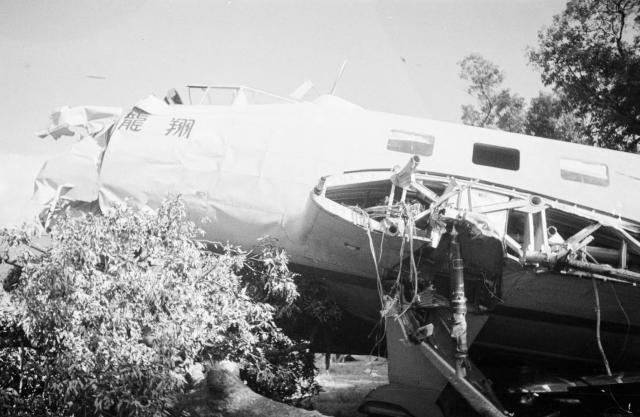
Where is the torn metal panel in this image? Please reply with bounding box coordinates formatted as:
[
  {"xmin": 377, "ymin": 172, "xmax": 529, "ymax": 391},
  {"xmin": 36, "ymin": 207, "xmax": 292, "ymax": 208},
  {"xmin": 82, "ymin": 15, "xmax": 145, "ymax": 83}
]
[
  {"xmin": 33, "ymin": 137, "xmax": 104, "ymax": 205},
  {"xmin": 37, "ymin": 105, "xmax": 121, "ymax": 141},
  {"xmin": 303, "ymin": 191, "xmax": 423, "ymax": 279},
  {"xmin": 33, "ymin": 105, "xmax": 120, "ymax": 213}
]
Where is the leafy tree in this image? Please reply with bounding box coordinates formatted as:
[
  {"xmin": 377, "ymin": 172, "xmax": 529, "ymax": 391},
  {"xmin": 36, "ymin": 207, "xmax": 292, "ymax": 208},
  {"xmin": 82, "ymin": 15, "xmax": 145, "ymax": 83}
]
[
  {"xmin": 0, "ymin": 198, "xmax": 318, "ymax": 417},
  {"xmin": 459, "ymin": 54, "xmax": 526, "ymax": 133},
  {"xmin": 524, "ymin": 92, "xmax": 562, "ymax": 139},
  {"xmin": 524, "ymin": 92, "xmax": 584, "ymax": 143},
  {"xmin": 529, "ymin": 0, "xmax": 640, "ymax": 151}
]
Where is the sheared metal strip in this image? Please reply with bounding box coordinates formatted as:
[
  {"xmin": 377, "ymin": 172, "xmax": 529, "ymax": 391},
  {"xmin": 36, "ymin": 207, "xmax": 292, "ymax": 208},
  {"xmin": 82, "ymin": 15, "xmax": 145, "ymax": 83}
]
[{"xmin": 417, "ymin": 343, "xmax": 508, "ymax": 417}]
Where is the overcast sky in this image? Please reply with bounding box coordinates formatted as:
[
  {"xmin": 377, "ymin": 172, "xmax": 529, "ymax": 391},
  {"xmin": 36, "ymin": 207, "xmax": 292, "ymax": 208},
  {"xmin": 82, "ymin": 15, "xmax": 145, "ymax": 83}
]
[
  {"xmin": 0, "ymin": 0, "xmax": 567, "ymax": 225},
  {"xmin": 1, "ymin": 0, "xmax": 567, "ymax": 155}
]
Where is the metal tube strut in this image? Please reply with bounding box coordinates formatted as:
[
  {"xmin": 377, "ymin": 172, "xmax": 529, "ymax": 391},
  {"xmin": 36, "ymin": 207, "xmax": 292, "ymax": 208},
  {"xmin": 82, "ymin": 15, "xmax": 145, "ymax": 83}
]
[
  {"xmin": 417, "ymin": 341, "xmax": 509, "ymax": 417},
  {"xmin": 449, "ymin": 225, "xmax": 469, "ymax": 378}
]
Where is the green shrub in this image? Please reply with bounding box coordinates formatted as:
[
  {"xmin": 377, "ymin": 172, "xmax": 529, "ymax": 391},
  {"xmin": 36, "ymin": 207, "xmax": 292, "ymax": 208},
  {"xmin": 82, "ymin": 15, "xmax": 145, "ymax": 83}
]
[{"xmin": 0, "ymin": 198, "xmax": 318, "ymax": 416}]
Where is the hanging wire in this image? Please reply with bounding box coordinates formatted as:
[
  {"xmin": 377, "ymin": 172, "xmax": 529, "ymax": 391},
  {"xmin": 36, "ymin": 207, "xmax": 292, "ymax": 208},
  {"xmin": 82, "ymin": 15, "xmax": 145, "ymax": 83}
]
[
  {"xmin": 591, "ymin": 276, "xmax": 612, "ymax": 376},
  {"xmin": 352, "ymin": 206, "xmax": 385, "ymax": 308},
  {"xmin": 584, "ymin": 249, "xmax": 630, "ymax": 366},
  {"xmin": 365, "ymin": 224, "xmax": 385, "ymax": 308},
  {"xmin": 395, "ymin": 202, "xmax": 422, "ymax": 318},
  {"xmin": 348, "ymin": 206, "xmax": 395, "ymax": 359},
  {"xmin": 606, "ymin": 386, "xmax": 634, "ymax": 415},
  {"xmin": 367, "ymin": 318, "xmax": 388, "ymax": 359},
  {"xmin": 585, "ymin": 255, "xmax": 635, "ymax": 415},
  {"xmin": 377, "ymin": 230, "xmax": 386, "ymax": 265},
  {"xmin": 609, "ymin": 281, "xmax": 631, "ymax": 364},
  {"xmin": 481, "ymin": 272, "xmax": 504, "ymax": 303},
  {"xmin": 406, "ymin": 204, "xmax": 419, "ymax": 302},
  {"xmin": 395, "ymin": 231, "xmax": 407, "ymax": 305}
]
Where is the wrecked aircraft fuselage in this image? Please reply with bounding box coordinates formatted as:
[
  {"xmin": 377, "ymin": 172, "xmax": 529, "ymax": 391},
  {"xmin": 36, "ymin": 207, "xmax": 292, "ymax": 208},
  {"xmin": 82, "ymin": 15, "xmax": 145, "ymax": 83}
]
[{"xmin": 35, "ymin": 85, "xmax": 640, "ymax": 416}]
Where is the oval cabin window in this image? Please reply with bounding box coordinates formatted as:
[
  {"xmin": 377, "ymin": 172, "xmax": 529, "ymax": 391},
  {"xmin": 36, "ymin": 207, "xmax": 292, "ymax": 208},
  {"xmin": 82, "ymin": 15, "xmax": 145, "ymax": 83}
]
[{"xmin": 472, "ymin": 143, "xmax": 520, "ymax": 171}]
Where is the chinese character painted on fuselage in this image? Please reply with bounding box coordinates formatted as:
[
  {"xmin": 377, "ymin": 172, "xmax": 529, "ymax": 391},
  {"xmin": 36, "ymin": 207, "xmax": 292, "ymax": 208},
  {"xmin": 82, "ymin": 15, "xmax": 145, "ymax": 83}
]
[
  {"xmin": 165, "ymin": 118, "xmax": 195, "ymax": 139},
  {"xmin": 118, "ymin": 110, "xmax": 148, "ymax": 132}
]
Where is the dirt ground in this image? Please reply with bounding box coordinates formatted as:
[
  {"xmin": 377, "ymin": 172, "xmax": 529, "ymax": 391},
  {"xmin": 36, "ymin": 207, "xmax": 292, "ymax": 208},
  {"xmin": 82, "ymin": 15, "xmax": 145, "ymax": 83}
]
[{"xmin": 308, "ymin": 355, "xmax": 389, "ymax": 417}]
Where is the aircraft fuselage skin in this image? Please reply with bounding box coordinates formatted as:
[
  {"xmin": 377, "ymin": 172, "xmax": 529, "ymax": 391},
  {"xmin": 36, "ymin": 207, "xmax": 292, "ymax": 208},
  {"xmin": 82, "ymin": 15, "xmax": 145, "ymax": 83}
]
[
  {"xmin": 100, "ymin": 96, "xmax": 640, "ymax": 261},
  {"xmin": 96, "ymin": 97, "xmax": 640, "ymax": 368},
  {"xmin": 38, "ymin": 91, "xmax": 640, "ymax": 415}
]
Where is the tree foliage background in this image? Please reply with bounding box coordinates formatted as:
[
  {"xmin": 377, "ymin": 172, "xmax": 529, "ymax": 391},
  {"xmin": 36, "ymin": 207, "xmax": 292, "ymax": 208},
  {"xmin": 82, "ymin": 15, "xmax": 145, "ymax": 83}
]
[
  {"xmin": 459, "ymin": 54, "xmax": 526, "ymax": 133},
  {"xmin": 0, "ymin": 199, "xmax": 320, "ymax": 417},
  {"xmin": 458, "ymin": 55, "xmax": 582, "ymax": 143},
  {"xmin": 530, "ymin": 0, "xmax": 640, "ymax": 151},
  {"xmin": 460, "ymin": 0, "xmax": 640, "ymax": 152}
]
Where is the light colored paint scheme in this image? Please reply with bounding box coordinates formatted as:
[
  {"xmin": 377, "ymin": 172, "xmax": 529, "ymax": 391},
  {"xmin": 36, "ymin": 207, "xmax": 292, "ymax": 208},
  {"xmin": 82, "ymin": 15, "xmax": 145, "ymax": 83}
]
[{"xmin": 96, "ymin": 95, "xmax": 640, "ymax": 254}]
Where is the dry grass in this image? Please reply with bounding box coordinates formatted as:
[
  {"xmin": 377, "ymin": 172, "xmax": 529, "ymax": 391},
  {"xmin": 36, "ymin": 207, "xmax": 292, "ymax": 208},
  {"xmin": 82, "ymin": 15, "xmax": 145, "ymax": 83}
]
[{"xmin": 308, "ymin": 355, "xmax": 388, "ymax": 417}]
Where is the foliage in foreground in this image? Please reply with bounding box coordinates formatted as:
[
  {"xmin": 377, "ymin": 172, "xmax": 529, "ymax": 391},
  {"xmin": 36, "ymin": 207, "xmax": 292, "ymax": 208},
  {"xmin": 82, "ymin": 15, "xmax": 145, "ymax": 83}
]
[{"xmin": 0, "ymin": 198, "xmax": 319, "ymax": 417}]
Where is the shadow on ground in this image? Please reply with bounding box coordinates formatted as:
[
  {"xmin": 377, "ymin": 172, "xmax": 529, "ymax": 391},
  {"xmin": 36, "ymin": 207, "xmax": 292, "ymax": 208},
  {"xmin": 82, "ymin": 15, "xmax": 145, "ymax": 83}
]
[{"xmin": 308, "ymin": 355, "xmax": 388, "ymax": 417}]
